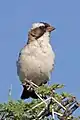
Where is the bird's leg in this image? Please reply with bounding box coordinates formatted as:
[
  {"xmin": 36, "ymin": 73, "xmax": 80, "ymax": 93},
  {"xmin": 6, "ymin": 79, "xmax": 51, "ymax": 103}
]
[
  {"xmin": 23, "ymin": 79, "xmax": 54, "ymax": 112},
  {"xmin": 22, "ymin": 79, "xmax": 36, "ymax": 92},
  {"xmin": 23, "ymin": 79, "xmax": 38, "ymax": 89},
  {"xmin": 23, "ymin": 79, "xmax": 48, "ymax": 106}
]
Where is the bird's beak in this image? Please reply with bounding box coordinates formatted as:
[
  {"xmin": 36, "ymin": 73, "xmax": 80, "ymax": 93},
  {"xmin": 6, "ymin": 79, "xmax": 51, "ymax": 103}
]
[{"xmin": 46, "ymin": 26, "xmax": 56, "ymax": 32}]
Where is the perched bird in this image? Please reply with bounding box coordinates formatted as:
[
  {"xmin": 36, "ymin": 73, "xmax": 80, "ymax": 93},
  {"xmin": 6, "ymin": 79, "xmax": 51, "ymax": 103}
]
[{"xmin": 17, "ymin": 22, "xmax": 55, "ymax": 99}]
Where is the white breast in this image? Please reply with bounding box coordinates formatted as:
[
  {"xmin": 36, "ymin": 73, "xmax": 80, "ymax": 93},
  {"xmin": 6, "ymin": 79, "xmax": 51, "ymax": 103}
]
[{"xmin": 17, "ymin": 32, "xmax": 55, "ymax": 85}]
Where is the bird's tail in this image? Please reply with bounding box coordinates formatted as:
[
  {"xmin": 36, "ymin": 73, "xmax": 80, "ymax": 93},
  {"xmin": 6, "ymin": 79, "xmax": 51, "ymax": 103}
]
[{"xmin": 21, "ymin": 86, "xmax": 38, "ymax": 99}]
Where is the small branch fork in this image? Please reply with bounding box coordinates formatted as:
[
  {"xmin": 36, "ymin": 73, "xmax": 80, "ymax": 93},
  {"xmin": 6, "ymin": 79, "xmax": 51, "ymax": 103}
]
[{"xmin": 24, "ymin": 80, "xmax": 80, "ymax": 119}]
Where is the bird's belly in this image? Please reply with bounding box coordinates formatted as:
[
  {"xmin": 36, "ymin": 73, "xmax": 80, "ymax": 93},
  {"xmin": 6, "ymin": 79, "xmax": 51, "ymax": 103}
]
[
  {"xmin": 17, "ymin": 43, "xmax": 55, "ymax": 86},
  {"xmin": 18, "ymin": 52, "xmax": 54, "ymax": 85}
]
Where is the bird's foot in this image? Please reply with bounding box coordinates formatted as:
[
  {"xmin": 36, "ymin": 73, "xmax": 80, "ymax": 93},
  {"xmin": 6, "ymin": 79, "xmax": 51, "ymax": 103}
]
[{"xmin": 23, "ymin": 79, "xmax": 39, "ymax": 89}]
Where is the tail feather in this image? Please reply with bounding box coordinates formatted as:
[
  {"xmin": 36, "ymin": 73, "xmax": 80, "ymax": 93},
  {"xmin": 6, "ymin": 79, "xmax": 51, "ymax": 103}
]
[{"xmin": 21, "ymin": 86, "xmax": 38, "ymax": 99}]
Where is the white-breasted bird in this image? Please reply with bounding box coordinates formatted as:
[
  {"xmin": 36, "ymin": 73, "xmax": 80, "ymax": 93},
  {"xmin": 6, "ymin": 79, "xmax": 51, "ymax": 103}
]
[{"xmin": 16, "ymin": 22, "xmax": 55, "ymax": 99}]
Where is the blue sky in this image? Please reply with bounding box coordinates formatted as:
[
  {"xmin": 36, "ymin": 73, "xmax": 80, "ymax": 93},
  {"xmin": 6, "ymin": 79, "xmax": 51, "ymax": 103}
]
[{"xmin": 0, "ymin": 0, "xmax": 80, "ymax": 116}]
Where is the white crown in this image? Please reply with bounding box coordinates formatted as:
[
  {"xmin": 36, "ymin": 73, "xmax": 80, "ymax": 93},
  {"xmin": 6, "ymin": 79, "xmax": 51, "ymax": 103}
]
[{"xmin": 31, "ymin": 23, "xmax": 45, "ymax": 29}]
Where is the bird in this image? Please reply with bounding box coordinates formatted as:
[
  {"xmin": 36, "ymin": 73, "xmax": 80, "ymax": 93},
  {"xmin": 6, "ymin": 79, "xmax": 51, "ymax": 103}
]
[{"xmin": 16, "ymin": 22, "xmax": 55, "ymax": 99}]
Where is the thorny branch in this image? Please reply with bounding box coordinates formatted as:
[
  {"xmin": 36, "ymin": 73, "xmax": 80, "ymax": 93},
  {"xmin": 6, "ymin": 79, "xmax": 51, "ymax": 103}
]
[{"xmin": 0, "ymin": 84, "xmax": 80, "ymax": 120}]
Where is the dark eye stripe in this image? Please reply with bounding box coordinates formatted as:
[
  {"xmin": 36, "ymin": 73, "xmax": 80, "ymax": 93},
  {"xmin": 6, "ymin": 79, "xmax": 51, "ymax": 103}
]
[
  {"xmin": 29, "ymin": 27, "xmax": 46, "ymax": 40},
  {"xmin": 39, "ymin": 26, "xmax": 46, "ymax": 31}
]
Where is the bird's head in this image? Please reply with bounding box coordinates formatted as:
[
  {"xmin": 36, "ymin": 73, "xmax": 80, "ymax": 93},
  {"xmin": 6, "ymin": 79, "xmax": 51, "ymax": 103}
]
[{"xmin": 27, "ymin": 22, "xmax": 55, "ymax": 44}]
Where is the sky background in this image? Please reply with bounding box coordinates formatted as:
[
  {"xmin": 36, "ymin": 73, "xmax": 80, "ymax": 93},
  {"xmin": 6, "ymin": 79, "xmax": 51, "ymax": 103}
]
[{"xmin": 0, "ymin": 0, "xmax": 80, "ymax": 117}]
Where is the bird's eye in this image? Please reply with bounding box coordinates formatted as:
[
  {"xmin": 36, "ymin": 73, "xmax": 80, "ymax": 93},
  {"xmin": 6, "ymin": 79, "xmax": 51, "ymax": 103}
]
[
  {"xmin": 39, "ymin": 26, "xmax": 46, "ymax": 32},
  {"xmin": 39, "ymin": 26, "xmax": 45, "ymax": 30}
]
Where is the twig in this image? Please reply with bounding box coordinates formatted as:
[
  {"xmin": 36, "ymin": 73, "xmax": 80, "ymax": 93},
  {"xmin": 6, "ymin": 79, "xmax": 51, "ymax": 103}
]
[
  {"xmin": 52, "ymin": 109, "xmax": 55, "ymax": 119},
  {"xmin": 35, "ymin": 92, "xmax": 47, "ymax": 106},
  {"xmin": 51, "ymin": 97, "xmax": 66, "ymax": 110},
  {"xmin": 27, "ymin": 97, "xmax": 51, "ymax": 112},
  {"xmin": 8, "ymin": 84, "xmax": 12, "ymax": 101},
  {"xmin": 38, "ymin": 98, "xmax": 52, "ymax": 118},
  {"xmin": 54, "ymin": 111, "xmax": 63, "ymax": 116}
]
